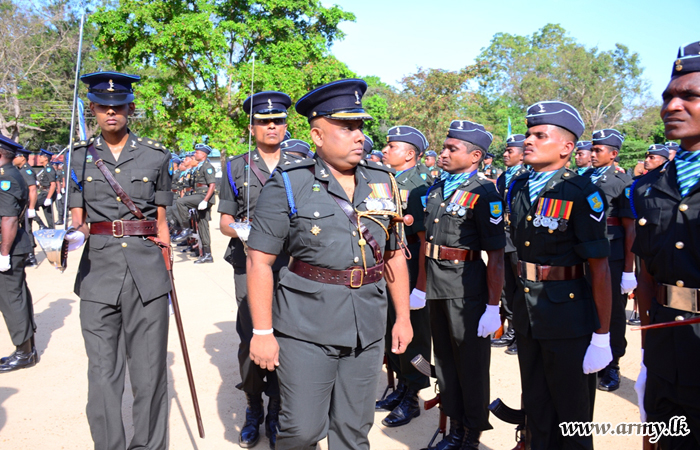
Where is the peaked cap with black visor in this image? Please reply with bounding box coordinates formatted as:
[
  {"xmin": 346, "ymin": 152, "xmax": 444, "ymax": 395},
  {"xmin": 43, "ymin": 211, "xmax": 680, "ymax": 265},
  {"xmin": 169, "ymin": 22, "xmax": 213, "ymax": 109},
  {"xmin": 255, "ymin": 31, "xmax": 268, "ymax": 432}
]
[
  {"xmin": 295, "ymin": 79, "xmax": 373, "ymax": 121},
  {"xmin": 243, "ymin": 91, "xmax": 292, "ymax": 120},
  {"xmin": 81, "ymin": 71, "xmax": 140, "ymax": 106}
]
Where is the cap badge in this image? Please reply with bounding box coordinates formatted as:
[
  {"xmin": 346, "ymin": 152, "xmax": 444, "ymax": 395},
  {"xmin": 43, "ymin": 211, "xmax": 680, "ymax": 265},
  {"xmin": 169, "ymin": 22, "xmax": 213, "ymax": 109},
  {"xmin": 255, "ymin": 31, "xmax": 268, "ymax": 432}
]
[
  {"xmin": 396, "ymin": 127, "xmax": 401, "ymax": 135},
  {"xmin": 458, "ymin": 121, "xmax": 464, "ymax": 130},
  {"xmin": 107, "ymin": 79, "xmax": 114, "ymax": 92},
  {"xmin": 600, "ymin": 130, "xmax": 605, "ymax": 138},
  {"xmin": 131, "ymin": 140, "xmax": 137, "ymax": 148},
  {"xmin": 537, "ymin": 103, "xmax": 546, "ymax": 113},
  {"xmin": 283, "ymin": 141, "xmax": 288, "ymax": 147},
  {"xmin": 354, "ymin": 91, "xmax": 361, "ymax": 105},
  {"xmin": 268, "ymin": 99, "xmax": 273, "ymax": 109}
]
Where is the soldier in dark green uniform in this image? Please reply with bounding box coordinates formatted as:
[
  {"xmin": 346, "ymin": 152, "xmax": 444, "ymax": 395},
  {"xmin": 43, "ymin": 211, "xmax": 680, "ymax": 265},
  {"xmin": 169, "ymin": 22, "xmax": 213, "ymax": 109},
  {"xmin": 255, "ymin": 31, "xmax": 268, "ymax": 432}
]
[
  {"xmin": 633, "ymin": 42, "xmax": 700, "ymax": 449},
  {"xmin": 54, "ymin": 161, "xmax": 65, "ymax": 225},
  {"xmin": 424, "ymin": 150, "xmax": 441, "ymax": 180},
  {"xmin": 167, "ymin": 155, "xmax": 183, "ymax": 237},
  {"xmin": 247, "ymin": 78, "xmax": 413, "ymax": 450},
  {"xmin": 36, "ymin": 148, "xmax": 56, "ymax": 228},
  {"xmin": 176, "ymin": 143, "xmax": 216, "ymax": 263},
  {"xmin": 585, "ymin": 129, "xmax": 636, "ymax": 392},
  {"xmin": 643, "ymin": 144, "xmax": 669, "ymax": 172},
  {"xmin": 65, "ymin": 71, "xmax": 173, "ymax": 450},
  {"xmin": 0, "ymin": 136, "xmax": 37, "ymax": 373},
  {"xmin": 491, "ymin": 134, "xmax": 529, "ymax": 355},
  {"xmin": 13, "ymin": 148, "xmax": 38, "ymax": 267},
  {"xmin": 481, "ymin": 152, "xmax": 498, "ymax": 181},
  {"xmin": 574, "ymin": 141, "xmax": 593, "ymax": 175},
  {"xmin": 375, "ymin": 125, "xmax": 431, "ymax": 428},
  {"xmin": 509, "ymin": 101, "xmax": 612, "ymax": 450},
  {"xmin": 418, "ymin": 120, "xmax": 505, "ymax": 450},
  {"xmin": 219, "ymin": 91, "xmax": 292, "ymax": 448}
]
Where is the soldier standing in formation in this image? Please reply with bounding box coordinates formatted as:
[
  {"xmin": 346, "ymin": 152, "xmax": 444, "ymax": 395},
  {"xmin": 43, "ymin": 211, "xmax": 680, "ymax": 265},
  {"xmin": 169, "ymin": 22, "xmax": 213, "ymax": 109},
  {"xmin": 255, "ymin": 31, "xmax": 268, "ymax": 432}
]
[
  {"xmin": 247, "ymin": 79, "xmax": 413, "ymax": 449},
  {"xmin": 491, "ymin": 134, "xmax": 529, "ymax": 355},
  {"xmin": 508, "ymin": 101, "xmax": 612, "ymax": 449},
  {"xmin": 586, "ymin": 129, "xmax": 636, "ymax": 392},
  {"xmin": 574, "ymin": 140, "xmax": 593, "ymax": 175},
  {"xmin": 12, "ymin": 147, "xmax": 39, "ymax": 267},
  {"xmin": 481, "ymin": 152, "xmax": 498, "ymax": 181},
  {"xmin": 643, "ymin": 144, "xmax": 670, "ymax": 173},
  {"xmin": 35, "ymin": 148, "xmax": 56, "ymax": 229},
  {"xmin": 424, "ymin": 150, "xmax": 441, "ymax": 179},
  {"xmin": 65, "ymin": 71, "xmax": 173, "ymax": 450},
  {"xmin": 633, "ymin": 42, "xmax": 700, "ymax": 449},
  {"xmin": 375, "ymin": 125, "xmax": 432, "ymax": 428},
  {"xmin": 665, "ymin": 141, "xmax": 679, "ymax": 160},
  {"xmin": 218, "ymin": 91, "xmax": 292, "ymax": 448},
  {"xmin": 420, "ymin": 120, "xmax": 505, "ymax": 450},
  {"xmin": 0, "ymin": 136, "xmax": 37, "ymax": 373},
  {"xmin": 54, "ymin": 160, "xmax": 66, "ymax": 225}
]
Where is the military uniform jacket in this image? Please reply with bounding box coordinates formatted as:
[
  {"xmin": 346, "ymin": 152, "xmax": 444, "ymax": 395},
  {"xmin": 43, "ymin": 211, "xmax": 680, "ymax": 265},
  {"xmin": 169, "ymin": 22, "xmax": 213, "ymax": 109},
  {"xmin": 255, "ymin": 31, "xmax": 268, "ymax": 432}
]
[
  {"xmin": 248, "ymin": 157, "xmax": 399, "ymax": 348},
  {"xmin": 37, "ymin": 163, "xmax": 56, "ymax": 190},
  {"xmin": 584, "ymin": 166, "xmax": 633, "ymax": 261},
  {"xmin": 18, "ymin": 163, "xmax": 37, "ymax": 189},
  {"xmin": 497, "ymin": 166, "xmax": 529, "ymax": 253},
  {"xmin": 396, "ymin": 166, "xmax": 430, "ymax": 237},
  {"xmin": 0, "ymin": 164, "xmax": 31, "ymax": 255},
  {"xmin": 632, "ymin": 160, "xmax": 700, "ymax": 386},
  {"xmin": 192, "ymin": 159, "xmax": 217, "ymax": 200},
  {"xmin": 219, "ymin": 149, "xmax": 294, "ymax": 271},
  {"xmin": 415, "ymin": 162, "xmax": 434, "ymax": 184},
  {"xmin": 423, "ymin": 172, "xmax": 506, "ymax": 301},
  {"xmin": 68, "ymin": 132, "xmax": 173, "ymax": 305},
  {"xmin": 509, "ymin": 168, "xmax": 610, "ymax": 339}
]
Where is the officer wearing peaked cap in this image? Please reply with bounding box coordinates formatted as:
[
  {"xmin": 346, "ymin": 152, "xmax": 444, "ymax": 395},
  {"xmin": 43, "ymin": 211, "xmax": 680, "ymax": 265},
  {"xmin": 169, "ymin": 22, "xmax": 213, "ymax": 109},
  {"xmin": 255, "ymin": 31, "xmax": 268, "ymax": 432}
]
[
  {"xmin": 65, "ymin": 71, "xmax": 174, "ymax": 450},
  {"xmin": 247, "ymin": 78, "xmax": 412, "ymax": 449},
  {"xmin": 575, "ymin": 140, "xmax": 593, "ymax": 175},
  {"xmin": 632, "ymin": 41, "xmax": 700, "ymax": 449},
  {"xmin": 219, "ymin": 90, "xmax": 292, "ymax": 448},
  {"xmin": 585, "ymin": 128, "xmax": 635, "ymax": 393},
  {"xmin": 0, "ymin": 136, "xmax": 37, "ymax": 373},
  {"xmin": 35, "ymin": 148, "xmax": 56, "ymax": 229},
  {"xmin": 491, "ymin": 134, "xmax": 528, "ymax": 355},
  {"xmin": 643, "ymin": 144, "xmax": 670, "ymax": 172},
  {"xmin": 508, "ymin": 101, "xmax": 612, "ymax": 449},
  {"xmin": 12, "ymin": 147, "xmax": 39, "ymax": 266},
  {"xmin": 418, "ymin": 120, "xmax": 505, "ymax": 450},
  {"xmin": 375, "ymin": 125, "xmax": 432, "ymax": 428}
]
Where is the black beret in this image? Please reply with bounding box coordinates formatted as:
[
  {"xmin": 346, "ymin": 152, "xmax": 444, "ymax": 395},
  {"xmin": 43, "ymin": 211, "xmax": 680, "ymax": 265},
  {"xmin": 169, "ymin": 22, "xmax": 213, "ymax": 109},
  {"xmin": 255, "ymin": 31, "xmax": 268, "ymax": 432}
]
[
  {"xmin": 363, "ymin": 134, "xmax": 374, "ymax": 154},
  {"xmin": 0, "ymin": 136, "xmax": 23, "ymax": 153},
  {"xmin": 665, "ymin": 141, "xmax": 680, "ymax": 152},
  {"xmin": 386, "ymin": 125, "xmax": 428, "ymax": 153},
  {"xmin": 282, "ymin": 139, "xmax": 314, "ymax": 158},
  {"xmin": 194, "ymin": 143, "xmax": 212, "ymax": 155},
  {"xmin": 647, "ymin": 144, "xmax": 670, "ymax": 159},
  {"xmin": 243, "ymin": 91, "xmax": 292, "ymax": 119},
  {"xmin": 576, "ymin": 141, "xmax": 592, "ymax": 151},
  {"xmin": 295, "ymin": 79, "xmax": 372, "ymax": 121},
  {"xmin": 81, "ymin": 71, "xmax": 140, "ymax": 106},
  {"xmin": 592, "ymin": 129, "xmax": 624, "ymax": 149},
  {"xmin": 446, "ymin": 120, "xmax": 493, "ymax": 151},
  {"xmin": 525, "ymin": 101, "xmax": 585, "ymax": 140},
  {"xmin": 672, "ymin": 41, "xmax": 700, "ymax": 78},
  {"xmin": 505, "ymin": 134, "xmax": 526, "ymax": 148}
]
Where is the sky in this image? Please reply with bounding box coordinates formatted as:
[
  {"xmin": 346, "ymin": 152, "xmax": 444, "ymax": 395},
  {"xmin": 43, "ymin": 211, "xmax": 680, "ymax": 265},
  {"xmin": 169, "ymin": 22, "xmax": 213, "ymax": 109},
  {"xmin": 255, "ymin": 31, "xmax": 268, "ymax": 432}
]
[{"xmin": 324, "ymin": 0, "xmax": 700, "ymax": 102}]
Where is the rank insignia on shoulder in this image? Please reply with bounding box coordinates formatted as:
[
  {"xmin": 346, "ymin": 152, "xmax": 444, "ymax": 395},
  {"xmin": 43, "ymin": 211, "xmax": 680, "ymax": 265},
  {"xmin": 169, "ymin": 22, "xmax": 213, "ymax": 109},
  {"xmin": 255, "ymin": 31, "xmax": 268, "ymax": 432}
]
[
  {"xmin": 490, "ymin": 202, "xmax": 503, "ymax": 218},
  {"xmin": 587, "ymin": 192, "xmax": 604, "ymax": 213},
  {"xmin": 0, "ymin": 181, "xmax": 10, "ymax": 191},
  {"xmin": 625, "ymin": 187, "xmax": 631, "ymax": 199}
]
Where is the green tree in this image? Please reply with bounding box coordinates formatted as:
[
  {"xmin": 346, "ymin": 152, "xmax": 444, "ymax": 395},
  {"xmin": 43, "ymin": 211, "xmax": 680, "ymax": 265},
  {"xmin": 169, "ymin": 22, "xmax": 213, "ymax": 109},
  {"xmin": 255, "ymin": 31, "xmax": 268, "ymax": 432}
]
[{"xmin": 90, "ymin": 0, "xmax": 356, "ymax": 154}]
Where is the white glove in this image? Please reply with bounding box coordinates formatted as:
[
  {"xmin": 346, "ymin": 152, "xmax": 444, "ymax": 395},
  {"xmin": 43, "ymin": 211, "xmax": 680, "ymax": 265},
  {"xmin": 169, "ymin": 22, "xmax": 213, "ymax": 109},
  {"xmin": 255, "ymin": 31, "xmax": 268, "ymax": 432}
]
[
  {"xmin": 65, "ymin": 230, "xmax": 86, "ymax": 252},
  {"xmin": 621, "ymin": 272, "xmax": 637, "ymax": 294},
  {"xmin": 582, "ymin": 332, "xmax": 613, "ymax": 374},
  {"xmin": 57, "ymin": 193, "xmax": 62, "ymax": 200},
  {"xmin": 0, "ymin": 254, "xmax": 10, "ymax": 272},
  {"xmin": 43, "ymin": 198, "xmax": 52, "ymax": 207},
  {"xmin": 635, "ymin": 349, "xmax": 647, "ymax": 422},
  {"xmin": 409, "ymin": 289, "xmax": 426, "ymax": 310},
  {"xmin": 197, "ymin": 200, "xmax": 208, "ymax": 210},
  {"xmin": 27, "ymin": 209, "xmax": 36, "ymax": 219},
  {"xmin": 477, "ymin": 304, "xmax": 501, "ymax": 338},
  {"xmin": 61, "ymin": 188, "xmax": 65, "ymax": 194}
]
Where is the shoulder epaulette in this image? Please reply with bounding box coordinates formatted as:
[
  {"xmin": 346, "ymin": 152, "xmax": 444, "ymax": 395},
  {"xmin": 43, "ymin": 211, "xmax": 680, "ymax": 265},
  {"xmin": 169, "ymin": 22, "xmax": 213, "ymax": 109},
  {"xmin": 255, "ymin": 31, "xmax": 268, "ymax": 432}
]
[
  {"xmin": 137, "ymin": 137, "xmax": 168, "ymax": 153},
  {"xmin": 73, "ymin": 139, "xmax": 90, "ymax": 149},
  {"xmin": 360, "ymin": 159, "xmax": 396, "ymax": 174},
  {"xmin": 279, "ymin": 158, "xmax": 315, "ymax": 171},
  {"xmin": 562, "ymin": 170, "xmax": 589, "ymax": 190}
]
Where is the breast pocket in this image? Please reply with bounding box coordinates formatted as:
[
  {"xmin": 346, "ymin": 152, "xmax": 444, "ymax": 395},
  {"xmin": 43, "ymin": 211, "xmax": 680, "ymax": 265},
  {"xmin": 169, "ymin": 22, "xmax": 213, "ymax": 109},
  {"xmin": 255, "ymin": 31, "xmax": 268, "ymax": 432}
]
[
  {"xmin": 294, "ymin": 207, "xmax": 336, "ymax": 248},
  {"xmin": 83, "ymin": 169, "xmax": 107, "ymax": 202},
  {"xmin": 131, "ymin": 169, "xmax": 158, "ymax": 200}
]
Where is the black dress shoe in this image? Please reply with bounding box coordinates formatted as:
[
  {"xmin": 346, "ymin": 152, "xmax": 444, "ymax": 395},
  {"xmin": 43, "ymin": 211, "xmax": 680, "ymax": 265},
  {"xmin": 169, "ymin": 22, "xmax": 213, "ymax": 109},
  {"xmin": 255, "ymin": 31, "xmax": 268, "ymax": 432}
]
[
  {"xmin": 55, "ymin": 220, "xmax": 64, "ymax": 226},
  {"xmin": 598, "ymin": 361, "xmax": 621, "ymax": 392},
  {"xmin": 240, "ymin": 394, "xmax": 264, "ymax": 448},
  {"xmin": 0, "ymin": 346, "xmax": 37, "ymax": 373},
  {"xmin": 194, "ymin": 253, "xmax": 213, "ymax": 264},
  {"xmin": 382, "ymin": 388, "xmax": 420, "ymax": 427},
  {"xmin": 505, "ymin": 339, "xmax": 518, "ymax": 355},
  {"xmin": 421, "ymin": 418, "xmax": 465, "ymax": 450},
  {"xmin": 376, "ymin": 381, "xmax": 406, "ymax": 411},
  {"xmin": 491, "ymin": 323, "xmax": 515, "ymax": 348},
  {"xmin": 25, "ymin": 254, "xmax": 38, "ymax": 267},
  {"xmin": 459, "ymin": 427, "xmax": 482, "ymax": 450},
  {"xmin": 172, "ymin": 229, "xmax": 192, "ymax": 242},
  {"xmin": 265, "ymin": 397, "xmax": 281, "ymax": 449}
]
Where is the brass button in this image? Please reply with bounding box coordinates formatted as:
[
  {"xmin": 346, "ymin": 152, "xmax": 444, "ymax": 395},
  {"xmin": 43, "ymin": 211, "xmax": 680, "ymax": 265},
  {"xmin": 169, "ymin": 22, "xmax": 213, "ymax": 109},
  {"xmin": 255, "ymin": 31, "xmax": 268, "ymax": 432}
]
[
  {"xmin": 548, "ymin": 229, "xmax": 554, "ymax": 234},
  {"xmin": 677, "ymin": 280, "xmax": 685, "ymax": 287},
  {"xmin": 524, "ymin": 287, "xmax": 530, "ymax": 293},
  {"xmin": 440, "ymin": 203, "xmax": 445, "ymax": 207},
  {"xmin": 679, "ymin": 204, "xmax": 689, "ymax": 212},
  {"xmin": 148, "ymin": 140, "xmax": 153, "ymax": 144},
  {"xmin": 676, "ymin": 241, "xmax": 685, "ymax": 249},
  {"xmin": 243, "ymin": 182, "xmax": 248, "ymax": 187},
  {"xmin": 675, "ymin": 315, "xmax": 685, "ymax": 322},
  {"xmin": 526, "ymin": 215, "xmax": 532, "ymax": 221},
  {"xmin": 524, "ymin": 241, "xmax": 530, "ymax": 247},
  {"xmin": 352, "ymin": 231, "xmax": 357, "ymax": 237},
  {"xmin": 313, "ymin": 211, "xmax": 320, "ymax": 218},
  {"xmin": 638, "ymin": 218, "xmax": 647, "ymax": 226},
  {"xmin": 563, "ymin": 172, "xmax": 570, "ymax": 177},
  {"xmin": 569, "ymin": 293, "xmax": 575, "ymax": 299},
  {"xmin": 453, "ymin": 260, "xmax": 459, "ymax": 264},
  {"xmin": 353, "ymin": 257, "xmax": 359, "ymax": 263},
  {"xmin": 86, "ymin": 176, "xmax": 92, "ymax": 182},
  {"xmin": 434, "ymin": 218, "xmax": 439, "ymax": 223},
  {"xmin": 116, "ymin": 196, "xmax": 121, "ymax": 202},
  {"xmin": 115, "ymin": 168, "xmax": 121, "ymax": 174},
  {"xmin": 121, "ymin": 242, "xmax": 127, "ymax": 248},
  {"xmin": 452, "ymin": 211, "xmax": 456, "ymax": 215},
  {"xmin": 429, "ymin": 236, "xmax": 433, "ymax": 240},
  {"xmin": 142, "ymin": 177, "xmax": 149, "ymax": 182}
]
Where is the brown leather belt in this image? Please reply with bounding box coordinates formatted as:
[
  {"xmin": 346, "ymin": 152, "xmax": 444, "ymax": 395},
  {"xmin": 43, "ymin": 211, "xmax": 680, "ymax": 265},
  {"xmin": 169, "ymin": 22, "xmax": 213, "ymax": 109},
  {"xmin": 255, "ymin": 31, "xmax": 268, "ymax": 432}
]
[
  {"xmin": 656, "ymin": 284, "xmax": 700, "ymax": 313},
  {"xmin": 607, "ymin": 217, "xmax": 621, "ymax": 227},
  {"xmin": 518, "ymin": 260, "xmax": 585, "ymax": 282},
  {"xmin": 183, "ymin": 187, "xmax": 193, "ymax": 193},
  {"xmin": 425, "ymin": 242, "xmax": 480, "ymax": 262},
  {"xmin": 90, "ymin": 220, "xmax": 158, "ymax": 237},
  {"xmin": 289, "ymin": 259, "xmax": 384, "ymax": 288},
  {"xmin": 195, "ymin": 183, "xmax": 209, "ymax": 188},
  {"xmin": 406, "ymin": 234, "xmax": 419, "ymax": 245}
]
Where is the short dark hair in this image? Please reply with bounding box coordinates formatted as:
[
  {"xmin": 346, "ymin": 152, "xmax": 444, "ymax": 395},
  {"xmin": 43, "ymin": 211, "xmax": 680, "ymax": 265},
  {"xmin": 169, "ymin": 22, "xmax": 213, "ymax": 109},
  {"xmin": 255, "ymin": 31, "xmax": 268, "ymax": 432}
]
[
  {"xmin": 465, "ymin": 141, "xmax": 486, "ymax": 164},
  {"xmin": 0, "ymin": 148, "xmax": 16, "ymax": 160}
]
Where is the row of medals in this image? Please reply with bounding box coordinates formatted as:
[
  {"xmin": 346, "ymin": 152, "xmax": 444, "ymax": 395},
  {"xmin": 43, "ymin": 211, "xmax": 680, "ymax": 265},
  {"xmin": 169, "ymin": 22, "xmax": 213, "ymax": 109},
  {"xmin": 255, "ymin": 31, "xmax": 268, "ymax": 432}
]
[
  {"xmin": 365, "ymin": 198, "xmax": 396, "ymax": 212},
  {"xmin": 533, "ymin": 215, "xmax": 568, "ymax": 232},
  {"xmin": 445, "ymin": 203, "xmax": 468, "ymax": 217}
]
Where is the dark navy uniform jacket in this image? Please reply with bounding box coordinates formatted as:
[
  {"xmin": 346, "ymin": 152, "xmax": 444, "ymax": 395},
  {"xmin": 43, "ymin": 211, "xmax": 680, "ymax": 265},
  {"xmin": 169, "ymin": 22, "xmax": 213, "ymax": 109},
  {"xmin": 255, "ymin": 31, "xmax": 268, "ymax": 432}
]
[
  {"xmin": 497, "ymin": 166, "xmax": 529, "ymax": 253},
  {"xmin": 0, "ymin": 164, "xmax": 31, "ymax": 255}
]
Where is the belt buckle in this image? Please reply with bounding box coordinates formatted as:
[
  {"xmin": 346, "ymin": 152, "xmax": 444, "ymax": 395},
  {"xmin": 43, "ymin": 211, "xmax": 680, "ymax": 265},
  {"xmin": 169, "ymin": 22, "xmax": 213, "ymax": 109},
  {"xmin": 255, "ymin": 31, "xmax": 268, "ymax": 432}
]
[
  {"xmin": 349, "ymin": 268, "xmax": 364, "ymax": 288},
  {"xmin": 112, "ymin": 220, "xmax": 124, "ymax": 238},
  {"xmin": 665, "ymin": 284, "xmax": 699, "ymax": 313},
  {"xmin": 521, "ymin": 261, "xmax": 538, "ymax": 282}
]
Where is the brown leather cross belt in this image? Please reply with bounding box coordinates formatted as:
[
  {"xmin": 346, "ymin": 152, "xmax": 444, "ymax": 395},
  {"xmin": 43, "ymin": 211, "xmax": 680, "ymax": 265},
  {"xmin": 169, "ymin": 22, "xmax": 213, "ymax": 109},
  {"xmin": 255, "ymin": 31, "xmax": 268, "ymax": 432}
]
[
  {"xmin": 195, "ymin": 183, "xmax": 209, "ymax": 188},
  {"xmin": 425, "ymin": 242, "xmax": 480, "ymax": 262},
  {"xmin": 289, "ymin": 259, "xmax": 384, "ymax": 288},
  {"xmin": 90, "ymin": 220, "xmax": 158, "ymax": 237},
  {"xmin": 518, "ymin": 260, "xmax": 585, "ymax": 282},
  {"xmin": 656, "ymin": 284, "xmax": 700, "ymax": 313},
  {"xmin": 606, "ymin": 217, "xmax": 621, "ymax": 227}
]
